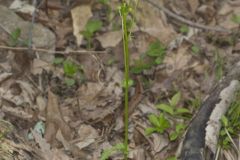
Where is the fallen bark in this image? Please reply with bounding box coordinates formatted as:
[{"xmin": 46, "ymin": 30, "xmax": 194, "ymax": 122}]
[{"xmin": 181, "ymin": 61, "xmax": 240, "ymax": 160}]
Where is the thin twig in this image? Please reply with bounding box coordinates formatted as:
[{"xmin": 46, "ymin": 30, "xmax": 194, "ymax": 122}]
[
  {"xmin": 145, "ymin": 0, "xmax": 232, "ymax": 33},
  {"xmin": 0, "ymin": 45, "xmax": 107, "ymax": 55},
  {"xmin": 28, "ymin": 0, "xmax": 37, "ymax": 50}
]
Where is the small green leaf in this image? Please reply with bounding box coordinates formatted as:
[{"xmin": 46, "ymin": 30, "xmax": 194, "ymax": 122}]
[
  {"xmin": 154, "ymin": 56, "xmax": 164, "ymax": 64},
  {"xmin": 145, "ymin": 127, "xmax": 157, "ymax": 135},
  {"xmin": 100, "ymin": 143, "xmax": 125, "ymax": 160},
  {"xmin": 81, "ymin": 30, "xmax": 93, "ymax": 39},
  {"xmin": 231, "ymin": 14, "xmax": 240, "ymax": 24},
  {"xmin": 63, "ymin": 60, "xmax": 77, "ymax": 77},
  {"xmin": 180, "ymin": 25, "xmax": 189, "ymax": 34},
  {"xmin": 10, "ymin": 28, "xmax": 21, "ymax": 41},
  {"xmin": 191, "ymin": 45, "xmax": 200, "ymax": 54},
  {"xmin": 157, "ymin": 113, "xmax": 170, "ymax": 133},
  {"xmin": 115, "ymin": 143, "xmax": 125, "ymax": 152},
  {"xmin": 64, "ymin": 78, "xmax": 75, "ymax": 86},
  {"xmin": 148, "ymin": 114, "xmax": 160, "ymax": 127},
  {"xmin": 221, "ymin": 115, "xmax": 228, "ymax": 127},
  {"xmin": 85, "ymin": 20, "xmax": 102, "ymax": 34},
  {"xmin": 146, "ymin": 40, "xmax": 166, "ymax": 57},
  {"xmin": 9, "ymin": 28, "xmax": 22, "ymax": 46},
  {"xmin": 166, "ymin": 156, "xmax": 177, "ymax": 160},
  {"xmin": 175, "ymin": 108, "xmax": 191, "ymax": 115},
  {"xmin": 170, "ymin": 92, "xmax": 181, "ymax": 107},
  {"xmin": 156, "ymin": 104, "xmax": 174, "ymax": 115},
  {"xmin": 175, "ymin": 123, "xmax": 186, "ymax": 133},
  {"xmin": 53, "ymin": 57, "xmax": 64, "ymax": 65},
  {"xmin": 170, "ymin": 131, "xmax": 178, "ymax": 141},
  {"xmin": 131, "ymin": 58, "xmax": 153, "ymax": 74}
]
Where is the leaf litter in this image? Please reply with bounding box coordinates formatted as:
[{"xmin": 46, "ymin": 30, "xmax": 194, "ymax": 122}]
[{"xmin": 0, "ymin": 0, "xmax": 240, "ymax": 159}]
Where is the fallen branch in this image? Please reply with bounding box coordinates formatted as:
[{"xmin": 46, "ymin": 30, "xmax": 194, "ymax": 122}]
[
  {"xmin": 181, "ymin": 61, "xmax": 240, "ymax": 160},
  {"xmin": 0, "ymin": 45, "xmax": 107, "ymax": 55},
  {"xmin": 145, "ymin": 0, "xmax": 231, "ymax": 33}
]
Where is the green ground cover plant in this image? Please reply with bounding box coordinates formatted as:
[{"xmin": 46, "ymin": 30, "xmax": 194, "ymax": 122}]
[
  {"xmin": 219, "ymin": 90, "xmax": 240, "ymax": 150},
  {"xmin": 81, "ymin": 19, "xmax": 103, "ymax": 49},
  {"xmin": 131, "ymin": 40, "xmax": 166, "ymax": 74},
  {"xmin": 53, "ymin": 58, "xmax": 84, "ymax": 86},
  {"xmin": 8, "ymin": 28, "xmax": 29, "ymax": 47},
  {"xmin": 146, "ymin": 92, "xmax": 191, "ymax": 141}
]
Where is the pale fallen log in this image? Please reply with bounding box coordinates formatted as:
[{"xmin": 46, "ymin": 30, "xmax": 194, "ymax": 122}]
[{"xmin": 181, "ymin": 61, "xmax": 240, "ymax": 160}]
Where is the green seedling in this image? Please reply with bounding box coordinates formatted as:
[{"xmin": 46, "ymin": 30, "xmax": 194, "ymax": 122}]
[
  {"xmin": 130, "ymin": 55, "xmax": 153, "ymax": 74},
  {"xmin": 146, "ymin": 92, "xmax": 191, "ymax": 142},
  {"xmin": 101, "ymin": 143, "xmax": 125, "ymax": 160},
  {"xmin": 63, "ymin": 60, "xmax": 78, "ymax": 77},
  {"xmin": 8, "ymin": 28, "xmax": 29, "ymax": 47},
  {"xmin": 145, "ymin": 113, "xmax": 170, "ymax": 135},
  {"xmin": 189, "ymin": 96, "xmax": 201, "ymax": 109},
  {"xmin": 180, "ymin": 25, "xmax": 189, "ymax": 34},
  {"xmin": 146, "ymin": 40, "xmax": 166, "ymax": 64},
  {"xmin": 131, "ymin": 40, "xmax": 166, "ymax": 74},
  {"xmin": 53, "ymin": 58, "xmax": 84, "ymax": 86},
  {"xmin": 169, "ymin": 123, "xmax": 186, "ymax": 141},
  {"xmin": 81, "ymin": 20, "xmax": 102, "ymax": 49},
  {"xmin": 191, "ymin": 45, "xmax": 200, "ymax": 55},
  {"xmin": 219, "ymin": 90, "xmax": 240, "ymax": 150},
  {"xmin": 156, "ymin": 92, "xmax": 191, "ymax": 117}
]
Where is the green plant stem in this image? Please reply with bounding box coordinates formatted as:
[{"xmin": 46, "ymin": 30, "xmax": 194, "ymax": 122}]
[{"xmin": 121, "ymin": 2, "xmax": 129, "ymax": 159}]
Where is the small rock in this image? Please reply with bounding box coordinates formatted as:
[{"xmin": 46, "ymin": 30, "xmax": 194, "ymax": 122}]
[{"xmin": 0, "ymin": 5, "xmax": 56, "ymax": 61}]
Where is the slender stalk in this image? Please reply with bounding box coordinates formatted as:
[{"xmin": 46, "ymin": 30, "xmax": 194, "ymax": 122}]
[{"xmin": 120, "ymin": 2, "xmax": 129, "ymax": 159}]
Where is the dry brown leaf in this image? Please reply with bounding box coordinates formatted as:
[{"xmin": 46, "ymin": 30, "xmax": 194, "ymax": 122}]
[
  {"xmin": 78, "ymin": 67, "xmax": 122, "ymax": 121},
  {"xmin": 75, "ymin": 124, "xmax": 99, "ymax": 149},
  {"xmin": 186, "ymin": 0, "xmax": 199, "ymax": 14},
  {"xmin": 129, "ymin": 148, "xmax": 145, "ymax": 160},
  {"xmin": 164, "ymin": 45, "xmax": 192, "ymax": 75},
  {"xmin": 96, "ymin": 31, "xmax": 122, "ymax": 48},
  {"xmin": 31, "ymin": 58, "xmax": 51, "ymax": 75},
  {"xmin": 45, "ymin": 89, "xmax": 72, "ymax": 144},
  {"xmin": 55, "ymin": 18, "xmax": 73, "ymax": 48},
  {"xmin": 135, "ymin": 0, "xmax": 177, "ymax": 44},
  {"xmin": 218, "ymin": 4, "xmax": 240, "ymax": 29},
  {"xmin": 71, "ymin": 5, "xmax": 92, "ymax": 45},
  {"xmin": 32, "ymin": 130, "xmax": 73, "ymax": 160}
]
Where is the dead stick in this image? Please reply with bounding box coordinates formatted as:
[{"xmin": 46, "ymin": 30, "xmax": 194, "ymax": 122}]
[
  {"xmin": 0, "ymin": 45, "xmax": 106, "ymax": 55},
  {"xmin": 145, "ymin": 0, "xmax": 231, "ymax": 33}
]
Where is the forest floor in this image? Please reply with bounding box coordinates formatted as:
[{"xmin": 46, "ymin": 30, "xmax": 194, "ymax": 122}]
[{"xmin": 0, "ymin": 0, "xmax": 240, "ymax": 160}]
